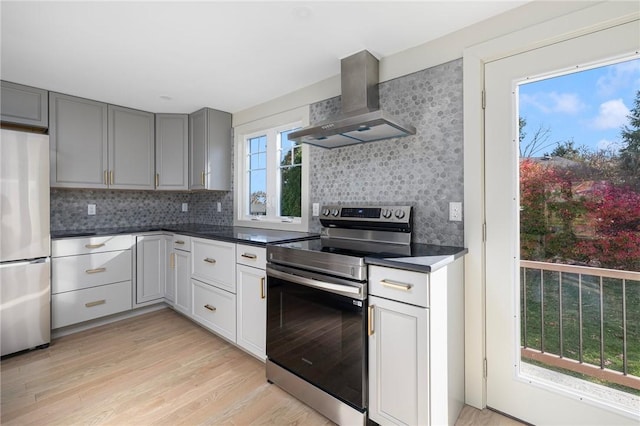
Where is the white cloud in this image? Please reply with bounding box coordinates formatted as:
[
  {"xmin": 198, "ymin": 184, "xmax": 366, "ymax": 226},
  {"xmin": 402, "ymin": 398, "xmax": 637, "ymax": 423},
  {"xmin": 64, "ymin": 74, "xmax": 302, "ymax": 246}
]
[
  {"xmin": 520, "ymin": 91, "xmax": 585, "ymax": 115},
  {"xmin": 592, "ymin": 99, "xmax": 630, "ymax": 130},
  {"xmin": 597, "ymin": 138, "xmax": 622, "ymax": 152},
  {"xmin": 596, "ymin": 59, "xmax": 640, "ymax": 97}
]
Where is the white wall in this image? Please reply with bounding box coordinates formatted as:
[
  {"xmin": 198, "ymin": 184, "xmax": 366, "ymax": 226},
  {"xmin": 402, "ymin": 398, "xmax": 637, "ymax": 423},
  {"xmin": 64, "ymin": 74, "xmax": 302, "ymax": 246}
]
[{"xmin": 231, "ymin": 0, "xmax": 638, "ymax": 412}]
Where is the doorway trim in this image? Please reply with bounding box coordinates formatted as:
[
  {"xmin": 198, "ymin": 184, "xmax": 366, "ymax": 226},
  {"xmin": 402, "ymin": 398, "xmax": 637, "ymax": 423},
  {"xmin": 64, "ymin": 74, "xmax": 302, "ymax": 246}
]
[{"xmin": 462, "ymin": 0, "xmax": 640, "ymax": 411}]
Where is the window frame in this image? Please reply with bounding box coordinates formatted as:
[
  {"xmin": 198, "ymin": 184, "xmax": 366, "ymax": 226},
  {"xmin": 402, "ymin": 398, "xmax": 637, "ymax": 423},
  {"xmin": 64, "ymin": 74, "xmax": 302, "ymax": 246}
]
[{"xmin": 234, "ymin": 106, "xmax": 310, "ymax": 232}]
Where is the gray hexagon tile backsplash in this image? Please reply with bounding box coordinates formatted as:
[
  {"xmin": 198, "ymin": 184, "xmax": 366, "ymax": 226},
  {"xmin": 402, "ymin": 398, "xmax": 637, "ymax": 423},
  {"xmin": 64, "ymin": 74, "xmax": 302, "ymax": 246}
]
[{"xmin": 309, "ymin": 59, "xmax": 464, "ymax": 246}]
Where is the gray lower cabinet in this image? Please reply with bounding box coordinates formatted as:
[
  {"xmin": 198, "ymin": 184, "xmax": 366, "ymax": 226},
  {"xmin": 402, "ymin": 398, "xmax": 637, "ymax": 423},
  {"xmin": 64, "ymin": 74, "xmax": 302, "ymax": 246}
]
[
  {"xmin": 135, "ymin": 234, "xmax": 166, "ymax": 305},
  {"xmin": 49, "ymin": 92, "xmax": 109, "ymax": 188},
  {"xmin": 155, "ymin": 114, "xmax": 188, "ymax": 190},
  {"xmin": 108, "ymin": 105, "xmax": 155, "ymax": 190},
  {"xmin": 1, "ymin": 81, "xmax": 48, "ymax": 128},
  {"xmin": 189, "ymin": 107, "xmax": 232, "ymax": 190}
]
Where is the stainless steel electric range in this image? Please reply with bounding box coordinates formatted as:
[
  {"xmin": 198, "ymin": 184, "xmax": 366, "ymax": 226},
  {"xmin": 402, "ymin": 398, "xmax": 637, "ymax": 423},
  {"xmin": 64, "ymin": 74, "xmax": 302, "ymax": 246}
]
[{"xmin": 265, "ymin": 205, "xmax": 413, "ymax": 425}]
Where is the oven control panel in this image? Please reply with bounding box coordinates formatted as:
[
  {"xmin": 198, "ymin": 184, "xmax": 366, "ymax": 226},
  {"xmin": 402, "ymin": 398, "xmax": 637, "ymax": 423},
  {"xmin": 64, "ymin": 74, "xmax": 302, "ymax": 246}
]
[{"xmin": 320, "ymin": 205, "xmax": 412, "ymax": 224}]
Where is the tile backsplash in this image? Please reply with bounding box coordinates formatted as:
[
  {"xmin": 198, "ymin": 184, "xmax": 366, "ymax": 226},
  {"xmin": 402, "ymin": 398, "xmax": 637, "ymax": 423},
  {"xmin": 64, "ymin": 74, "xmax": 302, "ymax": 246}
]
[
  {"xmin": 309, "ymin": 59, "xmax": 464, "ymax": 246},
  {"xmin": 51, "ymin": 58, "xmax": 464, "ymax": 245},
  {"xmin": 50, "ymin": 189, "xmax": 231, "ymax": 231}
]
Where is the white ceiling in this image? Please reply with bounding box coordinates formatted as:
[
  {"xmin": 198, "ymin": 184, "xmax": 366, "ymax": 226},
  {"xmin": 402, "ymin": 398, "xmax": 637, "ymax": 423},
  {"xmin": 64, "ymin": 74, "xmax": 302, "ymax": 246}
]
[{"xmin": 1, "ymin": 1, "xmax": 528, "ymax": 114}]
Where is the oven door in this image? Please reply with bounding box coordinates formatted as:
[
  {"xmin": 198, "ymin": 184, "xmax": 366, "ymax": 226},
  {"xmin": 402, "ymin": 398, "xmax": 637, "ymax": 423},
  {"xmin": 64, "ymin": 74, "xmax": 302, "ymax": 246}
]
[{"xmin": 266, "ymin": 263, "xmax": 367, "ymax": 411}]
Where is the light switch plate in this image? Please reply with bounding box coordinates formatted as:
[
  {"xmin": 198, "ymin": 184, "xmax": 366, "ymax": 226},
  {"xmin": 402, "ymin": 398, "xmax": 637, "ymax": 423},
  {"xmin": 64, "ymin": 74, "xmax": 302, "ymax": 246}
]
[
  {"xmin": 449, "ymin": 202, "xmax": 462, "ymax": 221},
  {"xmin": 182, "ymin": 203, "xmax": 188, "ymax": 212},
  {"xmin": 88, "ymin": 204, "xmax": 96, "ymax": 215},
  {"xmin": 312, "ymin": 203, "xmax": 320, "ymax": 216},
  {"xmin": 217, "ymin": 202, "xmax": 222, "ymax": 212}
]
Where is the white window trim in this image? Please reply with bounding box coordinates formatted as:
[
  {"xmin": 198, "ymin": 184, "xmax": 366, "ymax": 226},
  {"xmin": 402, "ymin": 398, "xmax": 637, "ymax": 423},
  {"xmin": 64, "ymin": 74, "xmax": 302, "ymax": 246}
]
[{"xmin": 234, "ymin": 106, "xmax": 310, "ymax": 232}]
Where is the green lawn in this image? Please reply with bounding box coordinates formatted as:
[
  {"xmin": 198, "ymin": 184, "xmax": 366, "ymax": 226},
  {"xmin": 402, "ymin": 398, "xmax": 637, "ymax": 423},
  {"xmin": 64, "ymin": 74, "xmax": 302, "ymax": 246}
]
[{"xmin": 520, "ymin": 268, "xmax": 640, "ymax": 395}]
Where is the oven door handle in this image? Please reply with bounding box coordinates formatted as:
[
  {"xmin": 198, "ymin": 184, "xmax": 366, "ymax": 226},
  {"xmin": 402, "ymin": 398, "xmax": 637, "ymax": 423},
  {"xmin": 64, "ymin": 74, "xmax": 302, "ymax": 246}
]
[{"xmin": 267, "ymin": 266, "xmax": 362, "ymax": 297}]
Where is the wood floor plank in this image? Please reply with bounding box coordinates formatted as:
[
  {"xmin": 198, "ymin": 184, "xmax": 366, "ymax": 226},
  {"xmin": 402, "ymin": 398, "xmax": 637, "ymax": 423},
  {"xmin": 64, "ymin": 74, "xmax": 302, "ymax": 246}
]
[{"xmin": 1, "ymin": 307, "xmax": 524, "ymax": 426}]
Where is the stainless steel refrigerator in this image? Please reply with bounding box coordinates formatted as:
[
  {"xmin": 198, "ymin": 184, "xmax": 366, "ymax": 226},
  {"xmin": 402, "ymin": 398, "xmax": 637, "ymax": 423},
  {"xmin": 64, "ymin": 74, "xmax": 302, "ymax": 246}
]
[{"xmin": 1, "ymin": 128, "xmax": 51, "ymax": 356}]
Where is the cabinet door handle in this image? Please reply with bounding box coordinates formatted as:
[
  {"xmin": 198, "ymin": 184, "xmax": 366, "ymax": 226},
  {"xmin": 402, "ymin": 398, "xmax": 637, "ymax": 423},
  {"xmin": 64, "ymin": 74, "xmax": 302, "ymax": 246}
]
[
  {"xmin": 85, "ymin": 243, "xmax": 105, "ymax": 249},
  {"xmin": 174, "ymin": 240, "xmax": 185, "ymax": 245},
  {"xmin": 104, "ymin": 170, "xmax": 108, "ymax": 185},
  {"xmin": 85, "ymin": 299, "xmax": 106, "ymax": 308},
  {"xmin": 368, "ymin": 305, "xmax": 375, "ymax": 336},
  {"xmin": 201, "ymin": 171, "xmax": 205, "ymax": 186},
  {"xmin": 241, "ymin": 253, "xmax": 257, "ymax": 260},
  {"xmin": 204, "ymin": 304, "xmax": 216, "ymax": 312},
  {"xmin": 110, "ymin": 170, "xmax": 114, "ymax": 185},
  {"xmin": 203, "ymin": 258, "xmax": 216, "ymax": 264},
  {"xmin": 155, "ymin": 173, "xmax": 159, "ymax": 187},
  {"xmin": 380, "ymin": 279, "xmax": 413, "ymax": 291},
  {"xmin": 260, "ymin": 276, "xmax": 266, "ymax": 299},
  {"xmin": 170, "ymin": 253, "xmax": 175, "ymax": 269},
  {"xmin": 85, "ymin": 267, "xmax": 106, "ymax": 274}
]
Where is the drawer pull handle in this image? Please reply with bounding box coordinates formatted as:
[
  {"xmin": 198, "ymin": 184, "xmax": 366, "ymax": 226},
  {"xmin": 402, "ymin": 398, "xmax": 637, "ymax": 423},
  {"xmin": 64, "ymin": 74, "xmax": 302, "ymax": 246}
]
[
  {"xmin": 204, "ymin": 258, "xmax": 216, "ymax": 264},
  {"xmin": 85, "ymin": 243, "xmax": 105, "ymax": 249},
  {"xmin": 175, "ymin": 240, "xmax": 185, "ymax": 245},
  {"xmin": 85, "ymin": 267, "xmax": 106, "ymax": 274},
  {"xmin": 85, "ymin": 299, "xmax": 106, "ymax": 308},
  {"xmin": 260, "ymin": 276, "xmax": 266, "ymax": 299},
  {"xmin": 241, "ymin": 253, "xmax": 257, "ymax": 260},
  {"xmin": 368, "ymin": 305, "xmax": 375, "ymax": 336},
  {"xmin": 380, "ymin": 279, "xmax": 413, "ymax": 291},
  {"xmin": 204, "ymin": 304, "xmax": 216, "ymax": 312}
]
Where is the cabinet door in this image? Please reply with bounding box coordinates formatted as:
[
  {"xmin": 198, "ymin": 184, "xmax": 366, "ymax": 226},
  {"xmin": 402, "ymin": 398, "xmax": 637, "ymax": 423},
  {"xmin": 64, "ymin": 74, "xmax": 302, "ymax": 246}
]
[
  {"xmin": 174, "ymin": 249, "xmax": 191, "ymax": 315},
  {"xmin": 205, "ymin": 108, "xmax": 231, "ymax": 191},
  {"xmin": 49, "ymin": 92, "xmax": 108, "ymax": 188},
  {"xmin": 369, "ymin": 295, "xmax": 429, "ymax": 426},
  {"xmin": 1, "ymin": 81, "xmax": 48, "ymax": 128},
  {"xmin": 189, "ymin": 108, "xmax": 207, "ymax": 190},
  {"xmin": 155, "ymin": 114, "xmax": 188, "ymax": 190},
  {"xmin": 136, "ymin": 235, "xmax": 165, "ymax": 304},
  {"xmin": 108, "ymin": 105, "xmax": 155, "ymax": 190},
  {"xmin": 236, "ymin": 264, "xmax": 266, "ymax": 360}
]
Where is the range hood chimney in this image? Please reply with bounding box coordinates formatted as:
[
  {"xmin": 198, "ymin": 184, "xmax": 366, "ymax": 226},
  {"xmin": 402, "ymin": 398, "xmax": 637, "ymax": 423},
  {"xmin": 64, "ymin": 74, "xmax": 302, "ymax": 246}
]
[{"xmin": 288, "ymin": 50, "xmax": 416, "ymax": 149}]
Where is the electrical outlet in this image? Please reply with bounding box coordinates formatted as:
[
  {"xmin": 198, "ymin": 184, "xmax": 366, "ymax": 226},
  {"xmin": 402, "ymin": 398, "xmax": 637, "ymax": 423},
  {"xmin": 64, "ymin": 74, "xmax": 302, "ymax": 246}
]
[
  {"xmin": 217, "ymin": 202, "xmax": 222, "ymax": 212},
  {"xmin": 312, "ymin": 203, "xmax": 320, "ymax": 216},
  {"xmin": 449, "ymin": 202, "xmax": 462, "ymax": 221},
  {"xmin": 88, "ymin": 204, "xmax": 96, "ymax": 215},
  {"xmin": 181, "ymin": 203, "xmax": 188, "ymax": 212}
]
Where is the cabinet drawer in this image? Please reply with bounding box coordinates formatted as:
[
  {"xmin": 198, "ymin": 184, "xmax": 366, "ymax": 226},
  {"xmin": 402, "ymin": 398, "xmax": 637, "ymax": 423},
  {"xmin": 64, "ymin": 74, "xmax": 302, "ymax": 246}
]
[
  {"xmin": 52, "ymin": 250, "xmax": 131, "ymax": 294},
  {"xmin": 191, "ymin": 238, "xmax": 236, "ymax": 293},
  {"xmin": 52, "ymin": 235, "xmax": 133, "ymax": 257},
  {"xmin": 172, "ymin": 234, "xmax": 191, "ymax": 252},
  {"xmin": 192, "ymin": 279, "xmax": 236, "ymax": 342},
  {"xmin": 369, "ymin": 266, "xmax": 429, "ymax": 308},
  {"xmin": 236, "ymin": 244, "xmax": 266, "ymax": 269},
  {"xmin": 52, "ymin": 281, "xmax": 132, "ymax": 328}
]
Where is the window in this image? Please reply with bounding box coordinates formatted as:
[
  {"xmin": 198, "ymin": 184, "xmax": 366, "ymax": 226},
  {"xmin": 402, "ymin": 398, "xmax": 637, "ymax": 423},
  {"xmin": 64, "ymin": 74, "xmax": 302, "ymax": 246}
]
[{"xmin": 234, "ymin": 107, "xmax": 309, "ymax": 231}]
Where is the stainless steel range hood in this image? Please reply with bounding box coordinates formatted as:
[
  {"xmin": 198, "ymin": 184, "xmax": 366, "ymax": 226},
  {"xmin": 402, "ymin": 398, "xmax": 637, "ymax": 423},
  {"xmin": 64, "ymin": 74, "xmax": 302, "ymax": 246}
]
[{"xmin": 289, "ymin": 50, "xmax": 416, "ymax": 149}]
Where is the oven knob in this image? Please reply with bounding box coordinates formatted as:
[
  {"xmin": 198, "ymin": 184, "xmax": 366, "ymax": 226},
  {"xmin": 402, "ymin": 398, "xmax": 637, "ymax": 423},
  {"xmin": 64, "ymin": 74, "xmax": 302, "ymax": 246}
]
[
  {"xmin": 322, "ymin": 208, "xmax": 330, "ymax": 216},
  {"xmin": 331, "ymin": 209, "xmax": 339, "ymax": 217},
  {"xmin": 382, "ymin": 209, "xmax": 392, "ymax": 218},
  {"xmin": 395, "ymin": 209, "xmax": 406, "ymax": 219}
]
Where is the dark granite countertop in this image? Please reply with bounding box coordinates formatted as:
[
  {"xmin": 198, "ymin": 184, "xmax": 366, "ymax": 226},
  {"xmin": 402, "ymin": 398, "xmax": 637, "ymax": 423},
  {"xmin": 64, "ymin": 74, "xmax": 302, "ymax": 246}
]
[
  {"xmin": 51, "ymin": 224, "xmax": 320, "ymax": 247},
  {"xmin": 364, "ymin": 243, "xmax": 467, "ymax": 273}
]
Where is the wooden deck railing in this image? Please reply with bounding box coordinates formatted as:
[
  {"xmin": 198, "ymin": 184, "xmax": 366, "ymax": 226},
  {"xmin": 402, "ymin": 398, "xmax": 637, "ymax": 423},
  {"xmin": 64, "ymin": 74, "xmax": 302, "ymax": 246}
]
[{"xmin": 520, "ymin": 260, "xmax": 640, "ymax": 390}]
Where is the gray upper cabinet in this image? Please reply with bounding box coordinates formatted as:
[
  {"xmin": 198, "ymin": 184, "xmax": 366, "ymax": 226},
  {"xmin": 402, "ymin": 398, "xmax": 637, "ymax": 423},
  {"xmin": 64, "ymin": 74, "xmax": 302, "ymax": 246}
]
[
  {"xmin": 49, "ymin": 92, "xmax": 108, "ymax": 188},
  {"xmin": 155, "ymin": 114, "xmax": 188, "ymax": 190},
  {"xmin": 1, "ymin": 81, "xmax": 48, "ymax": 128},
  {"xmin": 189, "ymin": 107, "xmax": 231, "ymax": 190},
  {"xmin": 108, "ymin": 105, "xmax": 155, "ymax": 190}
]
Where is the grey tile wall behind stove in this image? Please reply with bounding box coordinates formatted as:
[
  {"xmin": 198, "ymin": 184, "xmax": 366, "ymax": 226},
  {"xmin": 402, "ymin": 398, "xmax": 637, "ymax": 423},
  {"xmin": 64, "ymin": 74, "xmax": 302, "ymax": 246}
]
[
  {"xmin": 50, "ymin": 189, "xmax": 232, "ymax": 231},
  {"xmin": 308, "ymin": 58, "xmax": 464, "ymax": 246}
]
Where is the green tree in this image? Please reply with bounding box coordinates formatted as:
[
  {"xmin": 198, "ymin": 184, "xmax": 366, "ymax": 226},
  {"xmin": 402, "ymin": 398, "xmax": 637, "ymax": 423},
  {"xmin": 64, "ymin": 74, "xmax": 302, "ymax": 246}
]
[
  {"xmin": 279, "ymin": 148, "xmax": 302, "ymax": 217},
  {"xmin": 619, "ymin": 90, "xmax": 640, "ymax": 186}
]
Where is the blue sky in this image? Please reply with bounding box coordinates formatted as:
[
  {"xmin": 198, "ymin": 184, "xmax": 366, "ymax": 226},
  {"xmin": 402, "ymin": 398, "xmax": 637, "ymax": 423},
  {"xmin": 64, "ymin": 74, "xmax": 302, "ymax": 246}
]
[{"xmin": 518, "ymin": 58, "xmax": 640, "ymax": 157}]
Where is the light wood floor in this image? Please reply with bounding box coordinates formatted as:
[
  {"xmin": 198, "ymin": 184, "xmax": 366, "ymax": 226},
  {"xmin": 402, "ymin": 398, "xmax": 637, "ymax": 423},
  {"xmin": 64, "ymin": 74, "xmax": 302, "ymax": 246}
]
[{"xmin": 1, "ymin": 308, "xmax": 524, "ymax": 425}]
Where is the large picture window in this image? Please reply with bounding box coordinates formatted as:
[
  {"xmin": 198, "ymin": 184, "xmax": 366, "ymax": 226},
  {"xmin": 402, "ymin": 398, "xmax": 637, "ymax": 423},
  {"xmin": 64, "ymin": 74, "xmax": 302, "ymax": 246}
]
[{"xmin": 234, "ymin": 107, "xmax": 309, "ymax": 231}]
